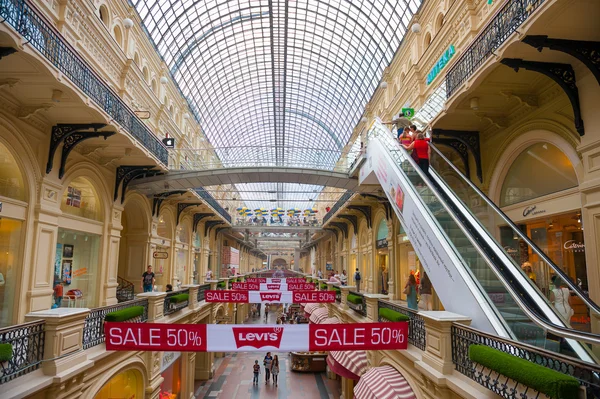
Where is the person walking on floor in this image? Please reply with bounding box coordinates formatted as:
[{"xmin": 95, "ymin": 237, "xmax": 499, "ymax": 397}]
[
  {"xmin": 354, "ymin": 268, "xmax": 362, "ymax": 292},
  {"xmin": 270, "ymin": 355, "xmax": 280, "ymax": 387},
  {"xmin": 263, "ymin": 352, "xmax": 273, "ymax": 384},
  {"xmin": 418, "ymin": 273, "xmax": 433, "ymax": 311},
  {"xmin": 141, "ymin": 265, "xmax": 155, "ymax": 293},
  {"xmin": 252, "ymin": 360, "xmax": 261, "ymax": 385}
]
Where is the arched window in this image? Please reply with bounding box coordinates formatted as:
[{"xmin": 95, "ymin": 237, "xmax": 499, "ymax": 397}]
[
  {"xmin": 435, "ymin": 13, "xmax": 445, "ymax": 32},
  {"xmin": 134, "ymin": 52, "xmax": 140, "ymax": 66},
  {"xmin": 61, "ymin": 177, "xmax": 103, "ymax": 221},
  {"xmin": 500, "ymin": 143, "xmax": 578, "ymax": 206},
  {"xmin": 99, "ymin": 5, "xmax": 109, "ymax": 26},
  {"xmin": 0, "ymin": 141, "xmax": 26, "ymax": 201},
  {"xmin": 151, "ymin": 79, "xmax": 157, "ymax": 93},
  {"xmin": 142, "ymin": 66, "xmax": 149, "ymax": 82},
  {"xmin": 376, "ymin": 220, "xmax": 388, "ymax": 241},
  {"xmin": 113, "ymin": 25, "xmax": 123, "ymax": 47},
  {"xmin": 424, "ymin": 32, "xmax": 432, "ymax": 49}
]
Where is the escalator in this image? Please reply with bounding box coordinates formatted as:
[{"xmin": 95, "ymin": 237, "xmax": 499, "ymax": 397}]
[{"xmin": 361, "ymin": 120, "xmax": 600, "ymax": 363}]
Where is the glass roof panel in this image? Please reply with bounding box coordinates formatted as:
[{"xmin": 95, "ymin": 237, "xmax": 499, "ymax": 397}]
[{"xmin": 132, "ymin": 0, "xmax": 421, "ymax": 167}]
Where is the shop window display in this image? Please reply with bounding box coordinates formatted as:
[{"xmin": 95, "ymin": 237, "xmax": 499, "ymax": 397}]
[
  {"xmin": 61, "ymin": 177, "xmax": 103, "ymax": 221},
  {"xmin": 0, "ymin": 218, "xmax": 23, "ymax": 327},
  {"xmin": 54, "ymin": 229, "xmax": 100, "ymax": 308},
  {"xmin": 94, "ymin": 369, "xmax": 142, "ymax": 399},
  {"xmin": 0, "ymin": 141, "xmax": 26, "ymax": 201},
  {"xmin": 160, "ymin": 353, "xmax": 182, "ymax": 399}
]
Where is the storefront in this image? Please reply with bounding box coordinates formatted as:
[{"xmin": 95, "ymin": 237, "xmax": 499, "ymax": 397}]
[
  {"xmin": 154, "ymin": 212, "xmax": 173, "ymax": 291},
  {"xmin": 94, "ymin": 369, "xmax": 143, "ymax": 399},
  {"xmin": 375, "ymin": 220, "xmax": 389, "ymax": 294},
  {"xmin": 56, "ymin": 177, "xmax": 104, "ymax": 309},
  {"xmin": 0, "ymin": 140, "xmax": 26, "ymax": 327},
  {"xmin": 160, "ymin": 352, "xmax": 182, "ymax": 399},
  {"xmin": 497, "ymin": 141, "xmax": 588, "ymax": 329}
]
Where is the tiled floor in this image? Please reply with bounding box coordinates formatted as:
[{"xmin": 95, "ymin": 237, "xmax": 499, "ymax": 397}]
[{"xmin": 194, "ymin": 305, "xmax": 341, "ymax": 399}]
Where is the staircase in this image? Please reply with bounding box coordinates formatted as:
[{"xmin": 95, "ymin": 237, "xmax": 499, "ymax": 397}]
[{"xmin": 117, "ymin": 276, "xmax": 135, "ymax": 303}]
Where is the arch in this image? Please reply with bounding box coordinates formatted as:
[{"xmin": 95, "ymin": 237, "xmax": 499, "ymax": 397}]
[
  {"xmin": 134, "ymin": 52, "xmax": 140, "ymax": 66},
  {"xmin": 142, "ymin": 66, "xmax": 149, "ymax": 82},
  {"xmin": 113, "ymin": 24, "xmax": 123, "ymax": 47},
  {"xmin": 178, "ymin": 215, "xmax": 192, "ymax": 244},
  {"xmin": 157, "ymin": 207, "xmax": 175, "ymax": 240},
  {"xmin": 98, "ymin": 4, "xmax": 110, "ymax": 26},
  {"xmin": 151, "ymin": 78, "xmax": 157, "ymax": 94},
  {"xmin": 376, "ymin": 215, "xmax": 389, "ymax": 241},
  {"xmin": 84, "ymin": 356, "xmax": 148, "ymax": 399},
  {"xmin": 119, "ymin": 193, "xmax": 152, "ymax": 281},
  {"xmin": 272, "ymin": 258, "xmax": 288, "ymax": 267},
  {"xmin": 423, "ymin": 31, "xmax": 432, "ymax": 50},
  {"xmin": 0, "ymin": 135, "xmax": 27, "ymax": 202},
  {"xmin": 435, "ymin": 12, "xmax": 445, "ymax": 33},
  {"xmin": 488, "ymin": 129, "xmax": 582, "ymax": 205},
  {"xmin": 60, "ymin": 164, "xmax": 111, "ymax": 222}
]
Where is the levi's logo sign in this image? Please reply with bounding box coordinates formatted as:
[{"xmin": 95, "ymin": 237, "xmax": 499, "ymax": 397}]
[
  {"xmin": 233, "ymin": 327, "xmax": 284, "ymax": 349},
  {"xmin": 266, "ymin": 284, "xmax": 280, "ymax": 290},
  {"xmin": 260, "ymin": 292, "xmax": 282, "ymax": 301},
  {"xmin": 271, "ymin": 279, "xmax": 281, "ymax": 283}
]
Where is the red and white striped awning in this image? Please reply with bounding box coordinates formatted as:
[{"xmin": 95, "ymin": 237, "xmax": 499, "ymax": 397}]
[
  {"xmin": 353, "ymin": 366, "xmax": 415, "ymax": 399},
  {"xmin": 300, "ymin": 303, "xmax": 307, "ymax": 307},
  {"xmin": 304, "ymin": 303, "xmax": 322, "ymax": 315},
  {"xmin": 309, "ymin": 307, "xmax": 329, "ymax": 324},
  {"xmin": 320, "ymin": 316, "xmax": 340, "ymax": 324},
  {"xmin": 327, "ymin": 350, "xmax": 368, "ymax": 381}
]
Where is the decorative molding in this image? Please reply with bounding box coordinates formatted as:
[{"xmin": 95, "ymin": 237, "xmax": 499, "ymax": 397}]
[
  {"xmin": 501, "ymin": 59, "xmax": 584, "ymax": 136},
  {"xmin": 152, "ymin": 191, "xmax": 187, "ymax": 217},
  {"xmin": 337, "ymin": 214, "xmax": 358, "ymax": 235},
  {"xmin": 348, "ymin": 205, "xmax": 372, "ymax": 229},
  {"xmin": 0, "ymin": 78, "xmax": 20, "ymax": 90},
  {"xmin": 324, "ymin": 227, "xmax": 339, "ymax": 241}
]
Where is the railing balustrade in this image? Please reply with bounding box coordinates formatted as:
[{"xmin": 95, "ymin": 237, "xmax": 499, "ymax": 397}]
[
  {"xmin": 197, "ymin": 284, "xmax": 210, "ymax": 303},
  {"xmin": 0, "ymin": 0, "xmax": 168, "ymax": 165},
  {"xmin": 116, "ymin": 276, "xmax": 135, "ymax": 303},
  {"xmin": 347, "ymin": 291, "xmax": 366, "ymax": 317},
  {"xmin": 378, "ymin": 300, "xmax": 426, "ymax": 350},
  {"xmin": 445, "ymin": 0, "xmax": 546, "ymax": 98},
  {"xmin": 193, "ymin": 188, "xmax": 232, "ymax": 223},
  {"xmin": 451, "ymin": 323, "xmax": 600, "ymax": 399},
  {"xmin": 0, "ymin": 320, "xmax": 45, "ymax": 384},
  {"xmin": 323, "ymin": 190, "xmax": 353, "ymax": 225},
  {"xmin": 163, "ymin": 289, "xmax": 190, "ymax": 316},
  {"xmin": 82, "ymin": 299, "xmax": 149, "ymax": 349}
]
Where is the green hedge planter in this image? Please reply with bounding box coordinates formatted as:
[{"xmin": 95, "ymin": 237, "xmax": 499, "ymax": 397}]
[
  {"xmin": 0, "ymin": 343, "xmax": 13, "ymax": 362},
  {"xmin": 169, "ymin": 293, "xmax": 190, "ymax": 304},
  {"xmin": 105, "ymin": 306, "xmax": 145, "ymax": 322},
  {"xmin": 333, "ymin": 287, "xmax": 341, "ymax": 292},
  {"xmin": 347, "ymin": 293, "xmax": 363, "ymax": 305},
  {"xmin": 378, "ymin": 308, "xmax": 409, "ymax": 322},
  {"xmin": 469, "ymin": 345, "xmax": 579, "ymax": 399},
  {"xmin": 320, "ymin": 283, "xmax": 328, "ymax": 289},
  {"xmin": 217, "ymin": 282, "xmax": 226, "ymax": 289}
]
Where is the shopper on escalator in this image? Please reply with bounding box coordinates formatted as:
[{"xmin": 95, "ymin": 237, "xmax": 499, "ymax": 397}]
[{"xmin": 402, "ymin": 132, "xmax": 431, "ymax": 180}]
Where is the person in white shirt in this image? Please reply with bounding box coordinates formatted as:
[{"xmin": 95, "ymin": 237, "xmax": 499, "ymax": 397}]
[
  {"xmin": 317, "ymin": 270, "xmax": 323, "ymax": 279},
  {"xmin": 340, "ymin": 270, "xmax": 348, "ymax": 286},
  {"xmin": 205, "ymin": 268, "xmax": 213, "ymax": 282}
]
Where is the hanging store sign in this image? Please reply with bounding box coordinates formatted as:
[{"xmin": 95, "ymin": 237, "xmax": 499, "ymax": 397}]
[
  {"xmin": 105, "ymin": 322, "xmax": 408, "ymax": 352},
  {"xmin": 153, "ymin": 251, "xmax": 168, "ymax": 259},
  {"xmin": 260, "ymin": 283, "xmax": 288, "ymax": 291},
  {"xmin": 204, "ymin": 290, "xmax": 335, "ymax": 304},
  {"xmin": 246, "ymin": 278, "xmax": 267, "ymax": 283},
  {"xmin": 376, "ymin": 239, "xmax": 388, "ymax": 249},
  {"xmin": 426, "ymin": 45, "xmax": 456, "ymax": 85}
]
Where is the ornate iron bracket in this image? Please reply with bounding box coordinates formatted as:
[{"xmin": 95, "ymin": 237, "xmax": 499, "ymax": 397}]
[
  {"xmin": 177, "ymin": 203, "xmax": 203, "ymax": 224},
  {"xmin": 501, "ymin": 58, "xmax": 584, "ymax": 135},
  {"xmin": 433, "ymin": 138, "xmax": 471, "ymax": 179},
  {"xmin": 152, "ymin": 191, "xmax": 187, "ymax": 216},
  {"xmin": 432, "ymin": 129, "xmax": 482, "ymax": 182},
  {"xmin": 193, "ymin": 213, "xmax": 215, "ymax": 233},
  {"xmin": 348, "ymin": 205, "xmax": 372, "ymax": 229},
  {"xmin": 522, "ymin": 36, "xmax": 600, "ymax": 86},
  {"xmin": 330, "ymin": 221, "xmax": 349, "ymax": 239},
  {"xmin": 324, "ymin": 228, "xmax": 339, "ymax": 241},
  {"xmin": 47, "ymin": 123, "xmax": 114, "ymax": 179},
  {"xmin": 337, "ymin": 215, "xmax": 358, "ymax": 236},
  {"xmin": 205, "ymin": 220, "xmax": 224, "ymax": 237},
  {"xmin": 115, "ymin": 166, "xmax": 162, "ymax": 203},
  {"xmin": 0, "ymin": 47, "xmax": 16, "ymax": 60},
  {"xmin": 215, "ymin": 227, "xmax": 229, "ymax": 237},
  {"xmin": 360, "ymin": 193, "xmax": 393, "ymax": 220}
]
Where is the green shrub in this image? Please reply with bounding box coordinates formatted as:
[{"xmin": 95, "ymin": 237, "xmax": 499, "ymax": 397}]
[
  {"xmin": 378, "ymin": 308, "xmax": 409, "ymax": 322},
  {"xmin": 469, "ymin": 345, "xmax": 579, "ymax": 399},
  {"xmin": 347, "ymin": 293, "xmax": 363, "ymax": 305},
  {"xmin": 320, "ymin": 283, "xmax": 328, "ymax": 289},
  {"xmin": 333, "ymin": 287, "xmax": 341, "ymax": 292},
  {"xmin": 169, "ymin": 293, "xmax": 189, "ymax": 304},
  {"xmin": 105, "ymin": 306, "xmax": 145, "ymax": 322},
  {"xmin": 217, "ymin": 281, "xmax": 226, "ymax": 289},
  {"xmin": 0, "ymin": 343, "xmax": 12, "ymax": 362}
]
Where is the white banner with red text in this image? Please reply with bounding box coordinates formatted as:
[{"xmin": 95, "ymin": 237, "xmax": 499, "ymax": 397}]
[
  {"xmin": 105, "ymin": 322, "xmax": 408, "ymax": 352},
  {"xmin": 205, "ymin": 290, "xmax": 335, "ymax": 303}
]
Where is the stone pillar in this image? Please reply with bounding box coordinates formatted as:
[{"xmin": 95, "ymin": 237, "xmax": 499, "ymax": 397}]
[
  {"xmin": 102, "ymin": 204, "xmax": 123, "ymax": 306},
  {"xmin": 363, "ymin": 294, "xmax": 388, "ymax": 322},
  {"xmin": 25, "ymin": 308, "xmax": 91, "ymax": 376},
  {"xmin": 207, "ymin": 280, "xmax": 219, "ymax": 290},
  {"xmin": 386, "ymin": 230, "xmax": 395, "ymax": 300},
  {"xmin": 420, "ymin": 311, "xmax": 471, "ymax": 374},
  {"xmin": 318, "ymin": 279, "xmax": 328, "ymax": 290},
  {"xmin": 339, "ymin": 286, "xmax": 355, "ymax": 311},
  {"xmin": 137, "ymin": 292, "xmax": 167, "ymax": 322},
  {"xmin": 182, "ymin": 352, "xmax": 196, "ymax": 399},
  {"xmin": 182, "ymin": 284, "xmax": 200, "ymax": 310},
  {"xmin": 195, "ymin": 351, "xmax": 214, "ymax": 380}
]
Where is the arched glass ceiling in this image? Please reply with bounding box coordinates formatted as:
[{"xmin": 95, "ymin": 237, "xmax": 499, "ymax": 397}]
[{"xmin": 132, "ymin": 0, "xmax": 421, "ymax": 167}]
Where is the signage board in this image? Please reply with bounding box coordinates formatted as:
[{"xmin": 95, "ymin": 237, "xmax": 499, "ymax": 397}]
[
  {"xmin": 153, "ymin": 251, "xmax": 168, "ymax": 259},
  {"xmin": 134, "ymin": 110, "xmax": 151, "ymax": 119},
  {"xmin": 105, "ymin": 322, "xmax": 408, "ymax": 352},
  {"xmin": 204, "ymin": 290, "xmax": 334, "ymax": 304},
  {"xmin": 426, "ymin": 45, "xmax": 455, "ymax": 85},
  {"xmin": 376, "ymin": 238, "xmax": 388, "ymax": 249}
]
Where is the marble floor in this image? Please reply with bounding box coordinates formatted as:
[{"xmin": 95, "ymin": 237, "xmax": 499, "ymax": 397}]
[{"xmin": 193, "ymin": 305, "xmax": 341, "ymax": 399}]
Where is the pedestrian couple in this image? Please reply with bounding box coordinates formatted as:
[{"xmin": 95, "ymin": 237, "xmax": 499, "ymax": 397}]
[{"xmin": 253, "ymin": 352, "xmax": 280, "ymax": 386}]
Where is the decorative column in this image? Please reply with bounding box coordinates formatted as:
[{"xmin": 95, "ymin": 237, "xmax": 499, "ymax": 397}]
[
  {"xmin": 363, "ymin": 293, "xmax": 388, "ymax": 322},
  {"xmin": 420, "ymin": 311, "xmax": 471, "ymax": 374},
  {"xmin": 25, "ymin": 308, "xmax": 90, "ymax": 375},
  {"xmin": 386, "ymin": 227, "xmax": 395, "ymax": 300},
  {"xmin": 102, "ymin": 203, "xmax": 124, "ymax": 306},
  {"xmin": 137, "ymin": 292, "xmax": 167, "ymax": 322},
  {"xmin": 182, "ymin": 284, "xmax": 200, "ymax": 310},
  {"xmin": 339, "ymin": 285, "xmax": 354, "ymax": 311},
  {"xmin": 182, "ymin": 352, "xmax": 196, "ymax": 399}
]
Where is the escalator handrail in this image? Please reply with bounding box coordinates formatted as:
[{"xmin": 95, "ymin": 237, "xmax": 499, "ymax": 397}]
[
  {"xmin": 368, "ymin": 125, "xmax": 600, "ymax": 348},
  {"xmin": 429, "ymin": 143, "xmax": 600, "ymax": 317}
]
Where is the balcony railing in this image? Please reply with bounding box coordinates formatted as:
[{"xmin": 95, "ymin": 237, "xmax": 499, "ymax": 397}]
[
  {"xmin": 445, "ymin": 0, "xmax": 546, "ymax": 98},
  {"xmin": 323, "ymin": 190, "xmax": 353, "ymax": 225},
  {"xmin": 116, "ymin": 276, "xmax": 135, "ymax": 303},
  {"xmin": 451, "ymin": 323, "xmax": 599, "ymax": 399},
  {"xmin": 347, "ymin": 291, "xmax": 366, "ymax": 317},
  {"xmin": 0, "ymin": 0, "xmax": 168, "ymax": 165},
  {"xmin": 0, "ymin": 320, "xmax": 45, "ymax": 385},
  {"xmin": 193, "ymin": 188, "xmax": 232, "ymax": 223},
  {"xmin": 82, "ymin": 299, "xmax": 149, "ymax": 349},
  {"xmin": 163, "ymin": 289, "xmax": 190, "ymax": 316},
  {"xmin": 378, "ymin": 300, "xmax": 426, "ymax": 351},
  {"xmin": 197, "ymin": 284, "xmax": 210, "ymax": 302}
]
